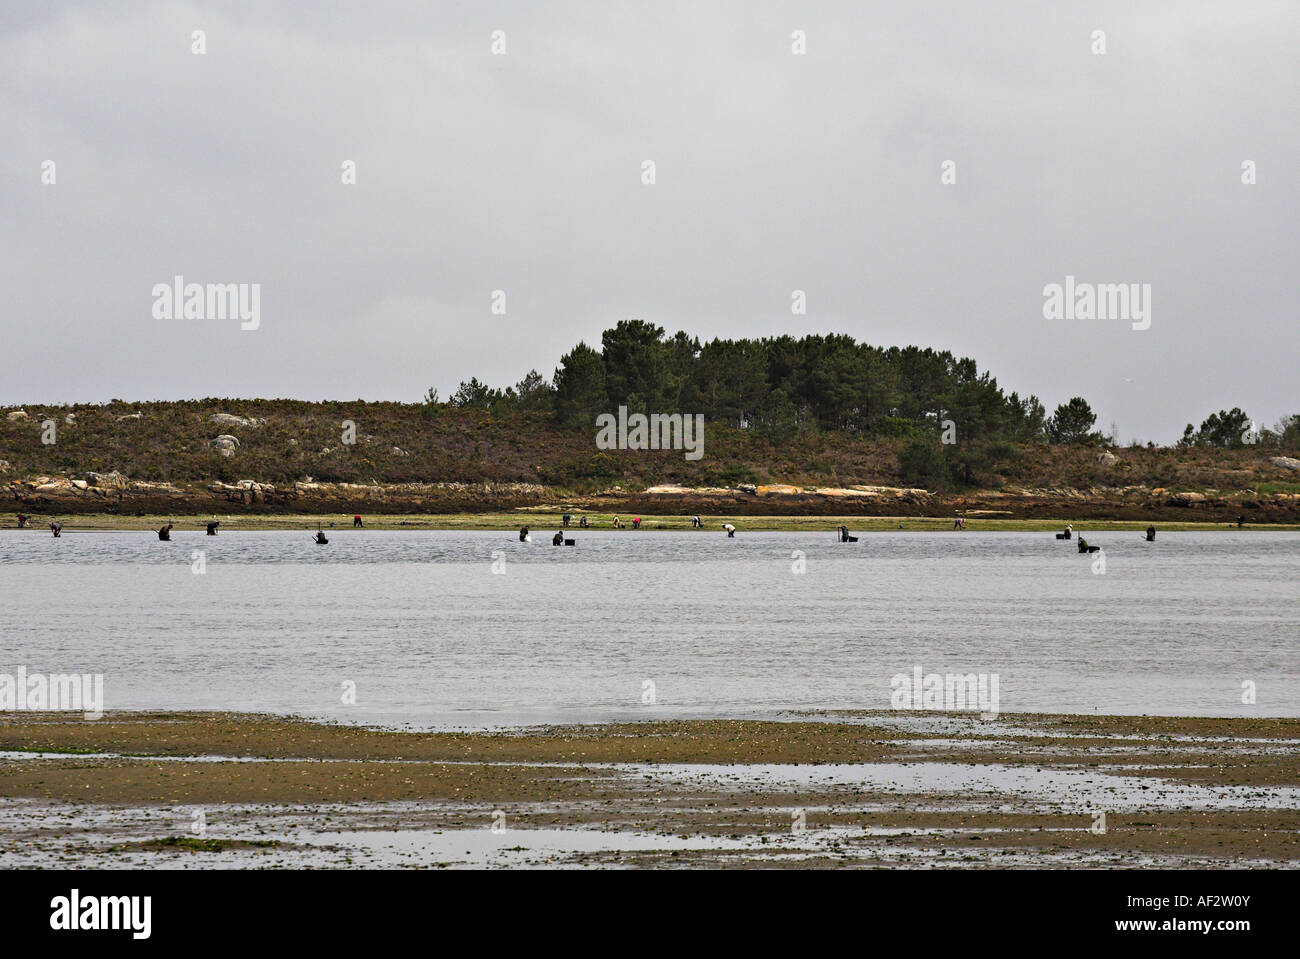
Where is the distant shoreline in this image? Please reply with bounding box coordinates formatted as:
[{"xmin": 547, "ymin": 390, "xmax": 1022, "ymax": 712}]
[{"xmin": 6, "ymin": 512, "xmax": 1298, "ymax": 532}]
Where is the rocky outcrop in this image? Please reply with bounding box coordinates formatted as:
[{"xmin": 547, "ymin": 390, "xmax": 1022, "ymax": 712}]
[
  {"xmin": 5, "ymin": 410, "xmax": 27, "ymax": 422},
  {"xmin": 84, "ymin": 471, "xmax": 130, "ymax": 490},
  {"xmin": 640, "ymin": 483, "xmax": 935, "ymax": 505},
  {"xmin": 1096, "ymin": 451, "xmax": 1120, "ymax": 466},
  {"xmin": 210, "ymin": 413, "xmax": 260, "ymax": 428},
  {"xmin": 1270, "ymin": 456, "xmax": 1300, "ymax": 471},
  {"xmin": 210, "ymin": 480, "xmax": 281, "ymax": 505},
  {"xmin": 4, "ymin": 474, "xmax": 1300, "ymax": 521},
  {"xmin": 211, "ymin": 435, "xmax": 240, "ymax": 457}
]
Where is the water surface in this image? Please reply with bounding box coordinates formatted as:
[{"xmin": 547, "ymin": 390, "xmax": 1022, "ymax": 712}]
[{"xmin": 2, "ymin": 530, "xmax": 1296, "ymax": 727}]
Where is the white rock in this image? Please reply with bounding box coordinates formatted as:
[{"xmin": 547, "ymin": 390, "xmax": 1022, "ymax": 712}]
[
  {"xmin": 84, "ymin": 470, "xmax": 129, "ymax": 489},
  {"xmin": 210, "ymin": 413, "xmax": 259, "ymax": 427},
  {"xmin": 211, "ymin": 435, "xmax": 241, "ymax": 457}
]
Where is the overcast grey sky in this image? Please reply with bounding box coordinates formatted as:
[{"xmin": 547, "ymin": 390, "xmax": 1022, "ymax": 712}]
[{"xmin": 2, "ymin": 0, "xmax": 1295, "ymax": 442}]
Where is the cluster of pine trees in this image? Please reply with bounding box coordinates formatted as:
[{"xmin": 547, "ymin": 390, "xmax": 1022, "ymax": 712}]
[
  {"xmin": 436, "ymin": 321, "xmax": 1296, "ymax": 490},
  {"xmin": 448, "ymin": 320, "xmax": 1073, "ymax": 445}
]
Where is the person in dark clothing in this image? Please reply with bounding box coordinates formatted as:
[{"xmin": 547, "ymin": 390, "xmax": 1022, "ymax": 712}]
[
  {"xmin": 552, "ymin": 530, "xmax": 564, "ymax": 546},
  {"xmin": 1236, "ymin": 515, "xmax": 1244, "ymax": 528},
  {"xmin": 17, "ymin": 514, "xmax": 28, "ymax": 529},
  {"xmin": 206, "ymin": 521, "xmax": 219, "ymax": 535},
  {"xmin": 50, "ymin": 522, "xmax": 61, "ymax": 537},
  {"xmin": 579, "ymin": 516, "xmax": 588, "ymax": 528},
  {"xmin": 315, "ymin": 530, "xmax": 329, "ymax": 544},
  {"xmin": 562, "ymin": 514, "xmax": 571, "ymax": 528},
  {"xmin": 519, "ymin": 526, "xmax": 529, "ymax": 542},
  {"xmin": 158, "ymin": 524, "xmax": 173, "ymax": 541},
  {"xmin": 1146, "ymin": 525, "xmax": 1156, "ymax": 541},
  {"xmin": 354, "ymin": 515, "xmax": 363, "ymax": 528}
]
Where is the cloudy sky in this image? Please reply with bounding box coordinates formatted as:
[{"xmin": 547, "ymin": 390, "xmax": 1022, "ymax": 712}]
[{"xmin": 2, "ymin": 0, "xmax": 1295, "ymax": 442}]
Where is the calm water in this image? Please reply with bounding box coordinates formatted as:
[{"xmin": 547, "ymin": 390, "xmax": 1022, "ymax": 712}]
[{"xmin": 1, "ymin": 530, "xmax": 1297, "ymax": 727}]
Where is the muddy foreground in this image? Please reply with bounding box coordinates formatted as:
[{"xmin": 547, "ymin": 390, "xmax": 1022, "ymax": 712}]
[{"xmin": 1, "ymin": 711, "xmax": 1295, "ymax": 868}]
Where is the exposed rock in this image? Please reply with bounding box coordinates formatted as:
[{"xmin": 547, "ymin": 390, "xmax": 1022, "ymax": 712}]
[
  {"xmin": 211, "ymin": 435, "xmax": 240, "ymax": 457},
  {"xmin": 0, "ymin": 460, "xmax": 9, "ymax": 473},
  {"xmin": 1167, "ymin": 491, "xmax": 1206, "ymax": 506},
  {"xmin": 117, "ymin": 412, "xmax": 143, "ymax": 421},
  {"xmin": 210, "ymin": 413, "xmax": 260, "ymax": 427},
  {"xmin": 84, "ymin": 470, "xmax": 130, "ymax": 489},
  {"xmin": 5, "ymin": 410, "xmax": 27, "ymax": 422},
  {"xmin": 64, "ymin": 413, "xmax": 76, "ymax": 425},
  {"xmin": 210, "ymin": 480, "xmax": 277, "ymax": 504},
  {"xmin": 71, "ymin": 480, "xmax": 88, "ymax": 490},
  {"xmin": 1096, "ymin": 451, "xmax": 1120, "ymax": 466},
  {"xmin": 129, "ymin": 480, "xmax": 187, "ymax": 497},
  {"xmin": 638, "ymin": 482, "xmax": 934, "ymax": 503},
  {"xmin": 391, "ymin": 446, "xmax": 409, "ymax": 456},
  {"xmin": 1270, "ymin": 456, "xmax": 1300, "ymax": 471}
]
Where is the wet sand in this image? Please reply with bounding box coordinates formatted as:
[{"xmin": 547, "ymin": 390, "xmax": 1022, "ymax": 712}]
[{"xmin": 1, "ymin": 711, "xmax": 1296, "ymax": 868}]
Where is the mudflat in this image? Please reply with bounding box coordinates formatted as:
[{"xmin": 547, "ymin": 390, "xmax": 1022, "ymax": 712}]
[{"xmin": 1, "ymin": 711, "xmax": 1295, "ymax": 868}]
